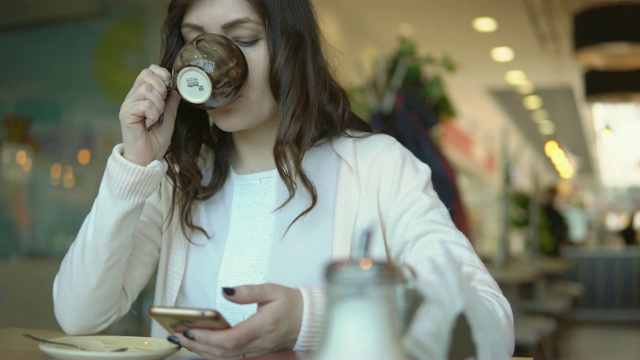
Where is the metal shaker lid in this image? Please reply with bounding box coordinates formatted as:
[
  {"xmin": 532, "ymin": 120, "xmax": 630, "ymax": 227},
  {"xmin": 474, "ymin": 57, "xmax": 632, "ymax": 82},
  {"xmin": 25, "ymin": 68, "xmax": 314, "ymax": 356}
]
[{"xmin": 325, "ymin": 258, "xmax": 402, "ymax": 285}]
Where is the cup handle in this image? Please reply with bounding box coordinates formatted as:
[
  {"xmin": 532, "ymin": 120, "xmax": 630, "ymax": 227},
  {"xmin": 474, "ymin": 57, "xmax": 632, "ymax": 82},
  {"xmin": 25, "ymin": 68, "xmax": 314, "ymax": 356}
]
[{"xmin": 164, "ymin": 80, "xmax": 173, "ymax": 92}]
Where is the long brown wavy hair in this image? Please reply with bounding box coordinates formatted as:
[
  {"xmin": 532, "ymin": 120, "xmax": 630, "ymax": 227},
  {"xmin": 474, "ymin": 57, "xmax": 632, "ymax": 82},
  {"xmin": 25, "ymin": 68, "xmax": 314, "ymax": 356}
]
[{"xmin": 160, "ymin": 0, "xmax": 371, "ymax": 238}]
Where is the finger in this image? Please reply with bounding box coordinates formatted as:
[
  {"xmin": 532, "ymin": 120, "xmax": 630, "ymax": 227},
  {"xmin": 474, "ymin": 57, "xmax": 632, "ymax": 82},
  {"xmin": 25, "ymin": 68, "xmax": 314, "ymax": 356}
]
[
  {"xmin": 124, "ymin": 100, "xmax": 161, "ymax": 129},
  {"xmin": 163, "ymin": 90, "xmax": 181, "ymax": 121},
  {"xmin": 199, "ymin": 310, "xmax": 289, "ymax": 355},
  {"xmin": 222, "ymin": 283, "xmax": 283, "ymax": 305},
  {"xmin": 173, "ymin": 329, "xmax": 256, "ymax": 359},
  {"xmin": 125, "ymin": 82, "xmax": 166, "ymax": 110},
  {"xmin": 129, "ymin": 66, "xmax": 170, "ymax": 99},
  {"xmin": 148, "ymin": 64, "xmax": 172, "ymax": 81},
  {"xmin": 148, "ymin": 91, "xmax": 181, "ymax": 131},
  {"xmin": 148, "ymin": 65, "xmax": 173, "ymax": 97}
]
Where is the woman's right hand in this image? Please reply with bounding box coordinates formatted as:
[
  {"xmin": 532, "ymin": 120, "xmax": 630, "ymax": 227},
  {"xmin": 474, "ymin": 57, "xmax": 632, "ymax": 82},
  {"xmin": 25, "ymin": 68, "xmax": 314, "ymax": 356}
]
[{"xmin": 119, "ymin": 64, "xmax": 181, "ymax": 166}]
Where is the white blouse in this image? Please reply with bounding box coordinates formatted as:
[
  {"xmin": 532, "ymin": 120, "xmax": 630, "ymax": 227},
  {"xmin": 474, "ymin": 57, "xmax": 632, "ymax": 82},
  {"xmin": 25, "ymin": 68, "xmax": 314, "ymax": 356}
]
[{"xmin": 176, "ymin": 142, "xmax": 340, "ymax": 325}]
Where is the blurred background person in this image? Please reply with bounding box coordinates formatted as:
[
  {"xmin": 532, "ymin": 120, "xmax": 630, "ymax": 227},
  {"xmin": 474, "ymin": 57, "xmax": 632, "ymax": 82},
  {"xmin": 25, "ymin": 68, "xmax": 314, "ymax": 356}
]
[
  {"xmin": 539, "ymin": 186, "xmax": 569, "ymax": 256},
  {"xmin": 618, "ymin": 210, "xmax": 638, "ymax": 246},
  {"xmin": 562, "ymin": 196, "xmax": 593, "ymax": 246}
]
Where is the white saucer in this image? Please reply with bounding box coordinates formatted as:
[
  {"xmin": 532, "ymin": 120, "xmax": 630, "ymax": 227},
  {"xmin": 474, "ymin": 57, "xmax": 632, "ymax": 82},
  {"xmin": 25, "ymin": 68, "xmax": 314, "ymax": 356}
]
[{"xmin": 38, "ymin": 335, "xmax": 179, "ymax": 360}]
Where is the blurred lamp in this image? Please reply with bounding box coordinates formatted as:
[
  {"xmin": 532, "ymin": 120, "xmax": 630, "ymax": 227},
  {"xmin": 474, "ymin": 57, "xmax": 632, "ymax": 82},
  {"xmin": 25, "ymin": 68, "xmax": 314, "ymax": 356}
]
[
  {"xmin": 505, "ymin": 70, "xmax": 527, "ymax": 85},
  {"xmin": 472, "ymin": 17, "xmax": 498, "ymax": 33},
  {"xmin": 491, "ymin": 46, "xmax": 514, "ymax": 63},
  {"xmin": 574, "ymin": 3, "xmax": 640, "ymax": 71},
  {"xmin": 523, "ymin": 94, "xmax": 543, "ymax": 110},
  {"xmin": 584, "ymin": 69, "xmax": 640, "ymax": 102}
]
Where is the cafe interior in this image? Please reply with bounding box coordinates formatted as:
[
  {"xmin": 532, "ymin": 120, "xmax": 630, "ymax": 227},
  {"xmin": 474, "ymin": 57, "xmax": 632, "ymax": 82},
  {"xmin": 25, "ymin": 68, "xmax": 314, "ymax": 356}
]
[{"xmin": 1, "ymin": 0, "xmax": 639, "ymax": 358}]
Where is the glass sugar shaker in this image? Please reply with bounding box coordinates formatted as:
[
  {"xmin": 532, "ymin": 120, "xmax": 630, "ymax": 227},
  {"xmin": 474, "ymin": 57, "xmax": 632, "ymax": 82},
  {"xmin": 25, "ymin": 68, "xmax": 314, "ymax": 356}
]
[{"xmin": 313, "ymin": 257, "xmax": 410, "ymax": 360}]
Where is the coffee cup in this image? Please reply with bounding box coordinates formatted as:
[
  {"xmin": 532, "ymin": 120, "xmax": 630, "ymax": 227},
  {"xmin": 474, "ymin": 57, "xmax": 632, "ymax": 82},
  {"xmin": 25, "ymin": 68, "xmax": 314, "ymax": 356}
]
[{"xmin": 165, "ymin": 33, "xmax": 248, "ymax": 109}]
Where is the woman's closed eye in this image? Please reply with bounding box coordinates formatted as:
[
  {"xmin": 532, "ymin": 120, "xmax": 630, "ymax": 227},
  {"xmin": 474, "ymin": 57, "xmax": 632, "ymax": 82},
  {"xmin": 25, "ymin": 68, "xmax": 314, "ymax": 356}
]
[{"xmin": 234, "ymin": 38, "xmax": 259, "ymax": 47}]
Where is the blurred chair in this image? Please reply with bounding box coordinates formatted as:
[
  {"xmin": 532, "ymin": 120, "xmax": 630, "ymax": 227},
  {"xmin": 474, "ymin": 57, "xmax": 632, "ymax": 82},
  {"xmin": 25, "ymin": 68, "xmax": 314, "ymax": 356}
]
[
  {"xmin": 514, "ymin": 313, "xmax": 558, "ymax": 359},
  {"xmin": 511, "ymin": 293, "xmax": 573, "ymax": 318},
  {"xmin": 510, "ymin": 273, "xmax": 577, "ymax": 359},
  {"xmin": 548, "ymin": 279, "xmax": 585, "ymax": 306}
]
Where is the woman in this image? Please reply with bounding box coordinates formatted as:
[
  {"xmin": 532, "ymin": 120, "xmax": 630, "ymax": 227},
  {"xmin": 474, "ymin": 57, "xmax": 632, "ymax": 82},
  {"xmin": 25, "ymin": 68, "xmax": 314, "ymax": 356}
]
[{"xmin": 53, "ymin": 0, "xmax": 514, "ymax": 358}]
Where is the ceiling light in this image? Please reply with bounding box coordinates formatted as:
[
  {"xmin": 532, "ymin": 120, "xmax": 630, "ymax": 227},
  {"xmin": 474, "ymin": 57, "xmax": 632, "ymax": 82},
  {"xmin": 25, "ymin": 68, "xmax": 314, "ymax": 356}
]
[
  {"xmin": 15, "ymin": 150, "xmax": 27, "ymax": 166},
  {"xmin": 559, "ymin": 168, "xmax": 574, "ymax": 179},
  {"xmin": 491, "ymin": 46, "xmax": 514, "ymax": 62},
  {"xmin": 550, "ymin": 148, "xmax": 565, "ymax": 164},
  {"xmin": 544, "ymin": 140, "xmax": 559, "ymax": 157},
  {"xmin": 559, "ymin": 162, "xmax": 573, "ymax": 174},
  {"xmin": 553, "ymin": 155, "xmax": 569, "ymax": 168},
  {"xmin": 472, "ymin": 17, "xmax": 498, "ymax": 33},
  {"xmin": 574, "ymin": 4, "xmax": 640, "ymax": 71},
  {"xmin": 50, "ymin": 163, "xmax": 62, "ymax": 186},
  {"xmin": 601, "ymin": 124, "xmax": 614, "ymax": 143},
  {"xmin": 538, "ymin": 120, "xmax": 555, "ymax": 135},
  {"xmin": 63, "ymin": 166, "xmax": 75, "ymax": 189},
  {"xmin": 77, "ymin": 149, "xmax": 91, "ymax": 166},
  {"xmin": 21, "ymin": 157, "xmax": 32, "ymax": 173},
  {"xmin": 505, "ymin": 70, "xmax": 527, "ymax": 85},
  {"xmin": 531, "ymin": 109, "xmax": 549, "ymax": 123},
  {"xmin": 517, "ymin": 81, "xmax": 535, "ymax": 95},
  {"xmin": 523, "ymin": 94, "xmax": 543, "ymax": 110}
]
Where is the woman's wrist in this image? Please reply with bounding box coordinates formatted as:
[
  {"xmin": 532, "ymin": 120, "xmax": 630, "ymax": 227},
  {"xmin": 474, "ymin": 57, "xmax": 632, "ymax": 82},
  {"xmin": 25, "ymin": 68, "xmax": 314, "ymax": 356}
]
[
  {"xmin": 105, "ymin": 144, "xmax": 168, "ymax": 203},
  {"xmin": 293, "ymin": 286, "xmax": 327, "ymax": 351}
]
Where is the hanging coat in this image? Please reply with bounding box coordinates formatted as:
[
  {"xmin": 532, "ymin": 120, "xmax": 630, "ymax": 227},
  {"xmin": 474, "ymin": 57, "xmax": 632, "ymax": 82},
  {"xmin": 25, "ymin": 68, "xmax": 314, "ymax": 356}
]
[{"xmin": 370, "ymin": 90, "xmax": 472, "ymax": 240}]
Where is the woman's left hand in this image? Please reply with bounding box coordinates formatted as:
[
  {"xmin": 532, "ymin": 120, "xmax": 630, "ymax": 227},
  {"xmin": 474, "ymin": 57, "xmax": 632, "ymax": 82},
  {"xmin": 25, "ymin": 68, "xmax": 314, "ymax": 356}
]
[{"xmin": 172, "ymin": 283, "xmax": 303, "ymax": 359}]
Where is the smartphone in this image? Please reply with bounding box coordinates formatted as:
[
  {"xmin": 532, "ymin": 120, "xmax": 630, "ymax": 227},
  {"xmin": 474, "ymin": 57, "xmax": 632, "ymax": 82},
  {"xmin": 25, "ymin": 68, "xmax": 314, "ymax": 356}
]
[{"xmin": 148, "ymin": 306, "xmax": 231, "ymax": 333}]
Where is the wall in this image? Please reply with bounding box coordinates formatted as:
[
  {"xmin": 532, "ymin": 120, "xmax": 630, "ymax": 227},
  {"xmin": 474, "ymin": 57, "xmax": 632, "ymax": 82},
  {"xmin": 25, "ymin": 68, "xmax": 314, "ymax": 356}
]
[
  {"xmin": 0, "ymin": 3, "xmax": 163, "ymax": 256},
  {"xmin": 0, "ymin": 1, "xmax": 164, "ymax": 332}
]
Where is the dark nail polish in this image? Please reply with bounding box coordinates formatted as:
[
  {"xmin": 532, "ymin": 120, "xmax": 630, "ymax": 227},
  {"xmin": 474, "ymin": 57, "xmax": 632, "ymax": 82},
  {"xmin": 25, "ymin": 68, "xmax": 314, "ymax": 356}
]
[
  {"xmin": 222, "ymin": 287, "xmax": 235, "ymax": 296},
  {"xmin": 167, "ymin": 335, "xmax": 181, "ymax": 346},
  {"xmin": 184, "ymin": 332, "xmax": 195, "ymax": 341},
  {"xmin": 159, "ymin": 114, "xmax": 164, "ymax": 124},
  {"xmin": 147, "ymin": 124, "xmax": 154, "ymax": 132}
]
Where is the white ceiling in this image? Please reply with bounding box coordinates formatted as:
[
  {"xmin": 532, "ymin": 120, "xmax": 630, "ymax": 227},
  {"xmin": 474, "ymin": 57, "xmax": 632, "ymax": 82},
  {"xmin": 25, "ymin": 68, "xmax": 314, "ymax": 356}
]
[{"xmin": 1, "ymin": 0, "xmax": 638, "ymax": 190}]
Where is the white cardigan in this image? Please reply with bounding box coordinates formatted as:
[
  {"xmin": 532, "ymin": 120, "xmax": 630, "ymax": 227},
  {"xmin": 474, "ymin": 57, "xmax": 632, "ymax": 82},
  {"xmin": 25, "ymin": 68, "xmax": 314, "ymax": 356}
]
[{"xmin": 53, "ymin": 133, "xmax": 514, "ymax": 359}]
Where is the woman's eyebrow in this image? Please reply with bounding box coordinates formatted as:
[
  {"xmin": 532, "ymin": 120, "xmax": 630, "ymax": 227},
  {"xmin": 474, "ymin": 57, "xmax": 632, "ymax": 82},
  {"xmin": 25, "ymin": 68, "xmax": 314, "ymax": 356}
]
[
  {"xmin": 221, "ymin": 17, "xmax": 262, "ymax": 31},
  {"xmin": 181, "ymin": 18, "xmax": 261, "ymax": 33},
  {"xmin": 181, "ymin": 22, "xmax": 205, "ymax": 32}
]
